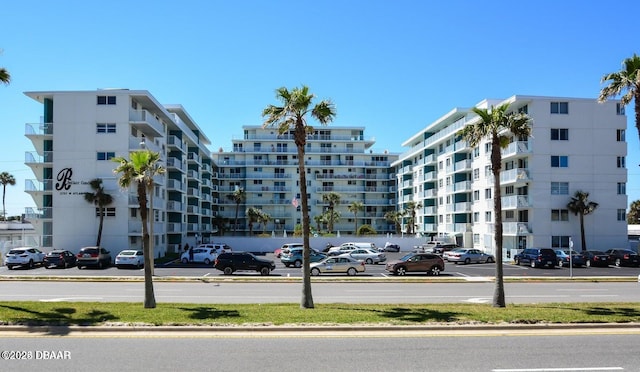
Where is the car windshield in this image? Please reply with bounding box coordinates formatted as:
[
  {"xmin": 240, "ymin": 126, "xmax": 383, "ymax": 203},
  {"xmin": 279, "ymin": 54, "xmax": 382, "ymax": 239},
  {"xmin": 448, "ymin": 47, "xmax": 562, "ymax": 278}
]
[{"xmin": 400, "ymin": 253, "xmax": 415, "ymax": 261}]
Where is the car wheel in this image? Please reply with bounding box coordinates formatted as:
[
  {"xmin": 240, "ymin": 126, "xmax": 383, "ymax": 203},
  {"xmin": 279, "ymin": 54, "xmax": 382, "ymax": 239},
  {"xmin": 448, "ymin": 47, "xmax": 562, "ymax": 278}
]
[
  {"xmin": 29, "ymin": 259, "xmax": 34, "ymax": 269},
  {"xmin": 78, "ymin": 265, "xmax": 83, "ymax": 270},
  {"xmin": 98, "ymin": 261, "xmax": 104, "ymax": 269},
  {"xmin": 395, "ymin": 266, "xmax": 407, "ymax": 276},
  {"xmin": 294, "ymin": 260, "xmax": 302, "ymax": 268},
  {"xmin": 63, "ymin": 261, "xmax": 68, "ymax": 269},
  {"xmin": 284, "ymin": 263, "xmax": 291, "ymax": 268},
  {"xmin": 464, "ymin": 258, "xmax": 471, "ymax": 265},
  {"xmin": 137, "ymin": 261, "xmax": 143, "ymax": 269},
  {"xmin": 116, "ymin": 265, "xmax": 122, "ymax": 270},
  {"xmin": 530, "ymin": 260, "xmax": 536, "ymax": 268},
  {"xmin": 7, "ymin": 265, "xmax": 12, "ymax": 270},
  {"xmin": 486, "ymin": 257, "xmax": 494, "ymax": 263},
  {"xmin": 586, "ymin": 259, "xmax": 591, "ymax": 267},
  {"xmin": 514, "ymin": 257, "xmax": 520, "ymax": 265},
  {"xmin": 558, "ymin": 260, "xmax": 564, "ymax": 268},
  {"xmin": 365, "ymin": 258, "xmax": 373, "ymax": 265},
  {"xmin": 429, "ymin": 266, "xmax": 441, "ymax": 276},
  {"xmin": 260, "ymin": 267, "xmax": 270, "ymax": 276},
  {"xmin": 204, "ymin": 258, "xmax": 211, "ymax": 265},
  {"xmin": 223, "ymin": 267, "xmax": 233, "ymax": 275},
  {"xmin": 181, "ymin": 258, "xmax": 188, "ymax": 264},
  {"xmin": 311, "ymin": 268, "xmax": 320, "ymax": 276},
  {"xmin": 347, "ymin": 267, "xmax": 357, "ymax": 276},
  {"xmin": 615, "ymin": 258, "xmax": 621, "ymax": 267}
]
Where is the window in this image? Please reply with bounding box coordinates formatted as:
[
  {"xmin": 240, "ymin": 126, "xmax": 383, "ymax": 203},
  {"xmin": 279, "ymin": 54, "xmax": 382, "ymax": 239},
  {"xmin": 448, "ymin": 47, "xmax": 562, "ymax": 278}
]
[
  {"xmin": 618, "ymin": 182, "xmax": 626, "ymax": 195},
  {"xmin": 473, "ymin": 212, "xmax": 479, "ymax": 223},
  {"xmin": 616, "ymin": 103, "xmax": 625, "ymax": 115},
  {"xmin": 485, "ymin": 188, "xmax": 492, "ymax": 199},
  {"xmin": 473, "ymin": 147, "xmax": 480, "ymax": 158},
  {"xmin": 617, "ymin": 129, "xmax": 625, "ymax": 141},
  {"xmin": 97, "ymin": 152, "xmax": 115, "ymax": 161},
  {"xmin": 551, "ymin": 182, "xmax": 569, "ymax": 195},
  {"xmin": 617, "ymin": 209, "xmax": 626, "ymax": 221},
  {"xmin": 485, "ymin": 211, "xmax": 492, "ymax": 222},
  {"xmin": 97, "ymin": 95, "xmax": 116, "ymax": 105},
  {"xmin": 617, "ymin": 156, "xmax": 626, "ymax": 168},
  {"xmin": 518, "ymin": 105, "xmax": 528, "ymax": 114},
  {"xmin": 550, "ymin": 101, "xmax": 568, "ymax": 114},
  {"xmin": 550, "ymin": 128, "xmax": 569, "ymax": 140},
  {"xmin": 473, "ymin": 168, "xmax": 480, "ymax": 180},
  {"xmin": 505, "ymin": 210, "xmax": 515, "ymax": 219},
  {"xmin": 96, "ymin": 207, "xmax": 116, "ymax": 217},
  {"xmin": 551, "ymin": 156, "xmax": 568, "ymax": 168},
  {"xmin": 96, "ymin": 123, "xmax": 116, "ymax": 133},
  {"xmin": 473, "ymin": 234, "xmax": 480, "ymax": 244},
  {"xmin": 473, "ymin": 190, "xmax": 480, "ymax": 201},
  {"xmin": 505, "ymin": 185, "xmax": 514, "ymax": 195},
  {"xmin": 551, "ymin": 209, "xmax": 569, "ymax": 221},
  {"xmin": 552, "ymin": 236, "xmax": 570, "ymax": 248}
]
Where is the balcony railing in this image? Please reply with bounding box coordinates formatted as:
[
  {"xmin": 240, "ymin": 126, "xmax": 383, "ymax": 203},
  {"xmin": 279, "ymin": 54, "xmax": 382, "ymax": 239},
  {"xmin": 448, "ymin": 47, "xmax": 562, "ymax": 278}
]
[
  {"xmin": 25, "ymin": 122, "xmax": 53, "ymax": 135},
  {"xmin": 25, "ymin": 179, "xmax": 53, "ymax": 192},
  {"xmin": 129, "ymin": 109, "xmax": 164, "ymax": 137},
  {"xmin": 25, "ymin": 151, "xmax": 53, "ymax": 164}
]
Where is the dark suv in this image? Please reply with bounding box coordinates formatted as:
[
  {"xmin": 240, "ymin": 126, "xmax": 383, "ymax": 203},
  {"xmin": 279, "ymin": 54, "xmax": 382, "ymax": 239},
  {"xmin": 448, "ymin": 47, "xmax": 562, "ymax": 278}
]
[
  {"xmin": 214, "ymin": 252, "xmax": 276, "ymax": 276},
  {"xmin": 514, "ymin": 248, "xmax": 558, "ymax": 268}
]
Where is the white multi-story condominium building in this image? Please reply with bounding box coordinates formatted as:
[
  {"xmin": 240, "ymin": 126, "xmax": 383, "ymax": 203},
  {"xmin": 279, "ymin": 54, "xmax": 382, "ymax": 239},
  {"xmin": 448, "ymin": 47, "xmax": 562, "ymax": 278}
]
[
  {"xmin": 23, "ymin": 89, "xmax": 214, "ymax": 255},
  {"xmin": 393, "ymin": 95, "xmax": 628, "ymax": 256},
  {"xmin": 213, "ymin": 125, "xmax": 398, "ymax": 235}
]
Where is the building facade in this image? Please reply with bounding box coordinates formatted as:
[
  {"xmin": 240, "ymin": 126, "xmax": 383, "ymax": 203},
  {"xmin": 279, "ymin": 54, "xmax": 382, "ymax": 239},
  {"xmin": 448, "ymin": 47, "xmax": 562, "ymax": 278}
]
[
  {"xmin": 213, "ymin": 125, "xmax": 398, "ymax": 236},
  {"xmin": 393, "ymin": 95, "xmax": 628, "ymax": 256},
  {"xmin": 23, "ymin": 89, "xmax": 214, "ymax": 255}
]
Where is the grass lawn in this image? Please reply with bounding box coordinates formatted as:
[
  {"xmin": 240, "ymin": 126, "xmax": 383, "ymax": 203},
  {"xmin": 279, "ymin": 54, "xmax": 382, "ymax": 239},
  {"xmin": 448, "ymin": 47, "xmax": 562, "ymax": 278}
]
[{"xmin": 1, "ymin": 302, "xmax": 640, "ymax": 327}]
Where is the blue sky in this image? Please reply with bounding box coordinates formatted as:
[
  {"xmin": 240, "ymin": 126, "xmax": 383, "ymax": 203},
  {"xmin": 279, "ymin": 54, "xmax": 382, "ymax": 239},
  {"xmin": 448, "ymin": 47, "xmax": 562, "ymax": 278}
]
[{"xmin": 1, "ymin": 0, "xmax": 639, "ymax": 216}]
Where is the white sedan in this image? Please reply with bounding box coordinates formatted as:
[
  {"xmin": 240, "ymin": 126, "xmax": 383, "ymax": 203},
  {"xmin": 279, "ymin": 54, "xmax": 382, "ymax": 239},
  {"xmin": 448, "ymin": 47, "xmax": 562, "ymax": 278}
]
[
  {"xmin": 115, "ymin": 250, "xmax": 144, "ymax": 269},
  {"xmin": 310, "ymin": 256, "xmax": 366, "ymax": 276},
  {"xmin": 5, "ymin": 247, "xmax": 45, "ymax": 269},
  {"xmin": 340, "ymin": 248, "xmax": 386, "ymax": 264},
  {"xmin": 447, "ymin": 248, "xmax": 495, "ymax": 264}
]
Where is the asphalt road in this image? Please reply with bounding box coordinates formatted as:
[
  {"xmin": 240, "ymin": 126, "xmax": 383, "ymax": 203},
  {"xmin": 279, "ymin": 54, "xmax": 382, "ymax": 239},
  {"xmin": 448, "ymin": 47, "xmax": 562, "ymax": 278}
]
[{"xmin": 1, "ymin": 331, "xmax": 639, "ymax": 372}]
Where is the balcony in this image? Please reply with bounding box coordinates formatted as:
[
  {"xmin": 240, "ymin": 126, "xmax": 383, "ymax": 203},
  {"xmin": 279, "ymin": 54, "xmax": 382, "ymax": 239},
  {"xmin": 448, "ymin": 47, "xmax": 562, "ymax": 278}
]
[
  {"xmin": 25, "ymin": 151, "xmax": 53, "ymax": 165},
  {"xmin": 501, "ymin": 195, "xmax": 531, "ymax": 209},
  {"xmin": 129, "ymin": 109, "xmax": 164, "ymax": 137},
  {"xmin": 166, "ymin": 157, "xmax": 185, "ymax": 172},
  {"xmin": 167, "ymin": 200, "xmax": 184, "ymax": 212},
  {"xmin": 166, "ymin": 179, "xmax": 184, "ymax": 192},
  {"xmin": 487, "ymin": 168, "xmax": 530, "ymax": 185},
  {"xmin": 187, "ymin": 205, "xmax": 200, "ymax": 214},
  {"xmin": 187, "ymin": 187, "xmax": 200, "ymax": 198},
  {"xmin": 24, "ymin": 207, "xmax": 52, "ymax": 219},
  {"xmin": 167, "ymin": 135, "xmax": 185, "ymax": 152},
  {"xmin": 187, "ymin": 152, "xmax": 201, "ymax": 165},
  {"xmin": 25, "ymin": 179, "xmax": 53, "ymax": 192},
  {"xmin": 503, "ymin": 222, "xmax": 532, "ymax": 235},
  {"xmin": 502, "ymin": 141, "xmax": 531, "ymax": 158},
  {"xmin": 25, "ymin": 122, "xmax": 53, "ymax": 136}
]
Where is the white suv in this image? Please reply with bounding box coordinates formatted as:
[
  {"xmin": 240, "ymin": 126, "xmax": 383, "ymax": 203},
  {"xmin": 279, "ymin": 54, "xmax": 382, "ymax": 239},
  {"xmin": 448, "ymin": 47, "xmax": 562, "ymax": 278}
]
[
  {"xmin": 5, "ymin": 247, "xmax": 45, "ymax": 269},
  {"xmin": 180, "ymin": 243, "xmax": 232, "ymax": 264}
]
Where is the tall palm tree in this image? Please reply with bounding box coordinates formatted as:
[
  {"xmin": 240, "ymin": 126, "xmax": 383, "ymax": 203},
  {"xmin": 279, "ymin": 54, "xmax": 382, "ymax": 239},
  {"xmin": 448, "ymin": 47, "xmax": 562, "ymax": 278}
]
[
  {"xmin": 347, "ymin": 201, "xmax": 364, "ymax": 234},
  {"xmin": 112, "ymin": 150, "xmax": 166, "ymax": 309},
  {"xmin": 566, "ymin": 190, "xmax": 599, "ymax": 252},
  {"xmin": 0, "ymin": 67, "xmax": 10, "ymax": 85},
  {"xmin": 227, "ymin": 188, "xmax": 246, "ymax": 234},
  {"xmin": 458, "ymin": 103, "xmax": 532, "ymax": 308},
  {"xmin": 83, "ymin": 178, "xmax": 113, "ymax": 247},
  {"xmin": 322, "ymin": 191, "xmax": 341, "ymax": 233},
  {"xmin": 258, "ymin": 210, "xmax": 272, "ymax": 234},
  {"xmin": 403, "ymin": 201, "xmax": 422, "ymax": 235},
  {"xmin": 313, "ymin": 214, "xmax": 325, "ymax": 234},
  {"xmin": 0, "ymin": 172, "xmax": 16, "ymax": 220},
  {"xmin": 598, "ymin": 54, "xmax": 640, "ymax": 143},
  {"xmin": 246, "ymin": 206, "xmax": 261, "ymax": 235},
  {"xmin": 263, "ymin": 85, "xmax": 336, "ymax": 309},
  {"xmin": 384, "ymin": 210, "xmax": 404, "ymax": 235}
]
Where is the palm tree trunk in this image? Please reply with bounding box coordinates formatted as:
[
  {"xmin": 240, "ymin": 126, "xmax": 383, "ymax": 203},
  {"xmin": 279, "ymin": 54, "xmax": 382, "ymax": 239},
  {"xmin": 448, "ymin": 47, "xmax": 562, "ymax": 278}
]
[
  {"xmin": 2, "ymin": 185, "xmax": 6, "ymax": 220},
  {"xmin": 138, "ymin": 183, "xmax": 156, "ymax": 309},
  {"xmin": 579, "ymin": 213, "xmax": 586, "ymax": 251},
  {"xmin": 296, "ymin": 127, "xmax": 314, "ymax": 309},
  {"xmin": 96, "ymin": 207, "xmax": 104, "ymax": 247},
  {"xmin": 354, "ymin": 212, "xmax": 358, "ymax": 234},
  {"xmin": 635, "ymin": 91, "xmax": 640, "ymax": 145},
  {"xmin": 491, "ymin": 137, "xmax": 506, "ymax": 308}
]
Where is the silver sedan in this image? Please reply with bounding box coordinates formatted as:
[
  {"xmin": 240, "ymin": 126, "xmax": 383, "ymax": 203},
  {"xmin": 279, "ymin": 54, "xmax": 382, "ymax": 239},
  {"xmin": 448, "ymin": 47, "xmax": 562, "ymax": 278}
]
[{"xmin": 447, "ymin": 248, "xmax": 495, "ymax": 264}]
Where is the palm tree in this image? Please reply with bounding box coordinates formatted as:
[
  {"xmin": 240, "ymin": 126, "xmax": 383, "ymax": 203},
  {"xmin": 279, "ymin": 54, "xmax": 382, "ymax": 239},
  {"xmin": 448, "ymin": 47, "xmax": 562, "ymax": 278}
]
[
  {"xmin": 628, "ymin": 200, "xmax": 640, "ymax": 224},
  {"xmin": 83, "ymin": 178, "xmax": 113, "ymax": 247},
  {"xmin": 403, "ymin": 201, "xmax": 422, "ymax": 235},
  {"xmin": 322, "ymin": 191, "xmax": 341, "ymax": 233},
  {"xmin": 322, "ymin": 209, "xmax": 341, "ymax": 234},
  {"xmin": 0, "ymin": 67, "xmax": 10, "ymax": 85},
  {"xmin": 347, "ymin": 201, "xmax": 364, "ymax": 234},
  {"xmin": 227, "ymin": 188, "xmax": 246, "ymax": 234},
  {"xmin": 112, "ymin": 150, "xmax": 166, "ymax": 309},
  {"xmin": 566, "ymin": 190, "xmax": 599, "ymax": 252},
  {"xmin": 384, "ymin": 210, "xmax": 404, "ymax": 235},
  {"xmin": 598, "ymin": 54, "xmax": 640, "ymax": 143},
  {"xmin": 0, "ymin": 172, "xmax": 16, "ymax": 220},
  {"xmin": 458, "ymin": 103, "xmax": 532, "ymax": 308},
  {"xmin": 313, "ymin": 214, "xmax": 325, "ymax": 234},
  {"xmin": 246, "ymin": 207, "xmax": 260, "ymax": 235},
  {"xmin": 258, "ymin": 210, "xmax": 272, "ymax": 234},
  {"xmin": 263, "ymin": 85, "xmax": 336, "ymax": 309}
]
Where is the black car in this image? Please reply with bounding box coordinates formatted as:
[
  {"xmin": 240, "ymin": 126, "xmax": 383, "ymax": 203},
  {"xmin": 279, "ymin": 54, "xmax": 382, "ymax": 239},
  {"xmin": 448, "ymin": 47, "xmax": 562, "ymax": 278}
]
[
  {"xmin": 381, "ymin": 243, "xmax": 401, "ymax": 252},
  {"xmin": 580, "ymin": 250, "xmax": 610, "ymax": 267},
  {"xmin": 514, "ymin": 248, "xmax": 558, "ymax": 268},
  {"xmin": 604, "ymin": 249, "xmax": 640, "ymax": 267},
  {"xmin": 214, "ymin": 252, "xmax": 276, "ymax": 276},
  {"xmin": 43, "ymin": 250, "xmax": 77, "ymax": 269}
]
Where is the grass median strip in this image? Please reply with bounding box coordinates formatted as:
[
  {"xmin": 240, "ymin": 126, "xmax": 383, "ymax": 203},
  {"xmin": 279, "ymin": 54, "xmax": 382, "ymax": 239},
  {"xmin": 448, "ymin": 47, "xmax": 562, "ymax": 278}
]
[{"xmin": 1, "ymin": 302, "xmax": 640, "ymax": 326}]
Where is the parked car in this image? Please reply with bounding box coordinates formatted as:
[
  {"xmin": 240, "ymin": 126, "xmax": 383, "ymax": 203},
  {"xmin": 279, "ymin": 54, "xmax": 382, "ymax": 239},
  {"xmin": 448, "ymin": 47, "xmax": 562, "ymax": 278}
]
[
  {"xmin": 281, "ymin": 248, "xmax": 326, "ymax": 268},
  {"xmin": 181, "ymin": 246, "xmax": 219, "ymax": 265},
  {"xmin": 309, "ymin": 256, "xmax": 366, "ymax": 276},
  {"xmin": 380, "ymin": 242, "xmax": 401, "ymax": 252},
  {"xmin": 554, "ymin": 249, "xmax": 586, "ymax": 267},
  {"xmin": 341, "ymin": 248, "xmax": 386, "ymax": 264},
  {"xmin": 513, "ymin": 248, "xmax": 558, "ymax": 268},
  {"xmin": 76, "ymin": 247, "xmax": 112, "ymax": 269},
  {"xmin": 442, "ymin": 248, "xmax": 466, "ymax": 261},
  {"xmin": 5, "ymin": 247, "xmax": 45, "ymax": 270},
  {"xmin": 580, "ymin": 250, "xmax": 610, "ymax": 267},
  {"xmin": 447, "ymin": 248, "xmax": 495, "ymax": 264},
  {"xmin": 43, "ymin": 250, "xmax": 77, "ymax": 269},
  {"xmin": 115, "ymin": 250, "xmax": 144, "ymax": 269},
  {"xmin": 275, "ymin": 243, "xmax": 304, "ymax": 258},
  {"xmin": 413, "ymin": 242, "xmax": 459, "ymax": 255},
  {"xmin": 385, "ymin": 253, "xmax": 445, "ymax": 276},
  {"xmin": 327, "ymin": 242, "xmax": 375, "ymax": 256},
  {"xmin": 604, "ymin": 249, "xmax": 640, "ymax": 267},
  {"xmin": 214, "ymin": 252, "xmax": 276, "ymax": 275}
]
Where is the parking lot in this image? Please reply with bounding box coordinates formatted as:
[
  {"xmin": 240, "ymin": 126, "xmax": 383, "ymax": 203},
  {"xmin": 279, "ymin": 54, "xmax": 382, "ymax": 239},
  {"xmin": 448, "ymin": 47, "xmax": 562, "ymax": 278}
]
[{"xmin": 2, "ymin": 251, "xmax": 639, "ymax": 278}]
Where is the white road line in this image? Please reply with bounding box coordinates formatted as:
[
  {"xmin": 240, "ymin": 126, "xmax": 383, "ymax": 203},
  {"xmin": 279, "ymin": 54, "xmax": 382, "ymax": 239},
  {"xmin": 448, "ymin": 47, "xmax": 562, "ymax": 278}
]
[{"xmin": 493, "ymin": 368, "xmax": 623, "ymax": 372}]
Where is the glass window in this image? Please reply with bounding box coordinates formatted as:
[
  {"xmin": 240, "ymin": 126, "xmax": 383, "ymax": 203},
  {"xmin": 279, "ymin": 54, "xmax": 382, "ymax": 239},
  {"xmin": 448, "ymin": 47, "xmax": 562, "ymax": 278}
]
[
  {"xmin": 616, "ymin": 103, "xmax": 625, "ymax": 115},
  {"xmin": 617, "ymin": 129, "xmax": 625, "ymax": 141},
  {"xmin": 551, "ymin": 209, "xmax": 569, "ymax": 221},
  {"xmin": 618, "ymin": 209, "xmax": 626, "ymax": 221},
  {"xmin": 550, "ymin": 102, "xmax": 569, "ymax": 114},
  {"xmin": 617, "ymin": 156, "xmax": 626, "ymax": 168},
  {"xmin": 551, "ymin": 182, "xmax": 569, "ymax": 195},
  {"xmin": 97, "ymin": 152, "xmax": 115, "ymax": 161},
  {"xmin": 551, "ymin": 156, "xmax": 568, "ymax": 168},
  {"xmin": 552, "ymin": 236, "xmax": 570, "ymax": 248},
  {"xmin": 618, "ymin": 182, "xmax": 626, "ymax": 195},
  {"xmin": 551, "ymin": 128, "xmax": 569, "ymax": 140}
]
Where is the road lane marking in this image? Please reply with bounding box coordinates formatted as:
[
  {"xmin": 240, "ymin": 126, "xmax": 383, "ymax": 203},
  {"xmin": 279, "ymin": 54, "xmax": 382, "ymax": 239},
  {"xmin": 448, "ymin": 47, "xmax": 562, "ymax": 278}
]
[{"xmin": 493, "ymin": 368, "xmax": 623, "ymax": 371}]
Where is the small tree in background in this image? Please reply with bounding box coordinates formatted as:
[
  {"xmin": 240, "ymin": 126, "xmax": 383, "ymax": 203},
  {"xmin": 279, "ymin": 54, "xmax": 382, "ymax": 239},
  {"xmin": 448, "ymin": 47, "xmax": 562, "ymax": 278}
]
[
  {"xmin": 567, "ymin": 190, "xmax": 599, "ymax": 251},
  {"xmin": 628, "ymin": 200, "xmax": 640, "ymax": 224}
]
